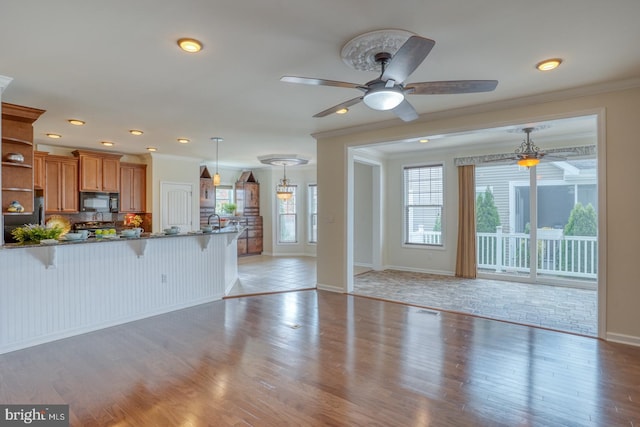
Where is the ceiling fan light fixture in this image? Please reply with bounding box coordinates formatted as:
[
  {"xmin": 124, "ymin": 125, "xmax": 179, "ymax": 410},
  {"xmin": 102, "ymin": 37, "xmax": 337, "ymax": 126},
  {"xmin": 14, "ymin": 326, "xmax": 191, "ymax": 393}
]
[
  {"xmin": 363, "ymin": 87, "xmax": 404, "ymax": 111},
  {"xmin": 517, "ymin": 157, "xmax": 540, "ymax": 168}
]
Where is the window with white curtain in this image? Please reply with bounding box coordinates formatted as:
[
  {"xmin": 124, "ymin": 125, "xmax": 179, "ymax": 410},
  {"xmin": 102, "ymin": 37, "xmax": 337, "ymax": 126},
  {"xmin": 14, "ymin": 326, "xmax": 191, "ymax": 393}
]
[
  {"xmin": 278, "ymin": 186, "xmax": 297, "ymax": 243},
  {"xmin": 403, "ymin": 164, "xmax": 444, "ymax": 246},
  {"xmin": 308, "ymin": 184, "xmax": 318, "ymax": 243}
]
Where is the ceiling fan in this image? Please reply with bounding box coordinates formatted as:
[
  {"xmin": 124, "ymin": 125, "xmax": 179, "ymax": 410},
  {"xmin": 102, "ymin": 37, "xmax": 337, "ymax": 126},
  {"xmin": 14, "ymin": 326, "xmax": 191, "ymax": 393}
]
[
  {"xmin": 501, "ymin": 127, "xmax": 567, "ymax": 168},
  {"xmin": 280, "ymin": 34, "xmax": 498, "ymax": 122}
]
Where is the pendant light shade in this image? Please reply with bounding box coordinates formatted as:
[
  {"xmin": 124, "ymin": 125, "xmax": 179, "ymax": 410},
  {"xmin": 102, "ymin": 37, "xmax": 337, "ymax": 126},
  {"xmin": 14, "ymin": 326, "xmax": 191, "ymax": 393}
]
[
  {"xmin": 211, "ymin": 137, "xmax": 223, "ymax": 186},
  {"xmin": 276, "ymin": 164, "xmax": 294, "ymax": 200},
  {"xmin": 517, "ymin": 157, "xmax": 540, "ymax": 168}
]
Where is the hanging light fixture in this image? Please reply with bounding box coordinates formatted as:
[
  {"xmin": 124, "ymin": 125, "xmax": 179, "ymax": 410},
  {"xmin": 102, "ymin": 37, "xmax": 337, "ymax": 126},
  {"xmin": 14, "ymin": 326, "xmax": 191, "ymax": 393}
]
[
  {"xmin": 211, "ymin": 137, "xmax": 223, "ymax": 186},
  {"xmin": 257, "ymin": 154, "xmax": 309, "ymax": 200},
  {"xmin": 276, "ymin": 163, "xmax": 294, "ymax": 200},
  {"xmin": 515, "ymin": 127, "xmax": 541, "ymax": 168}
]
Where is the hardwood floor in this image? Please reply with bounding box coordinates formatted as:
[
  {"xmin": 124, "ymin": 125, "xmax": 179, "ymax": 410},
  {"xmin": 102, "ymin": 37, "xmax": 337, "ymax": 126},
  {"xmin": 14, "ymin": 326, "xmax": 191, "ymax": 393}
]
[{"xmin": 1, "ymin": 290, "xmax": 639, "ymax": 426}]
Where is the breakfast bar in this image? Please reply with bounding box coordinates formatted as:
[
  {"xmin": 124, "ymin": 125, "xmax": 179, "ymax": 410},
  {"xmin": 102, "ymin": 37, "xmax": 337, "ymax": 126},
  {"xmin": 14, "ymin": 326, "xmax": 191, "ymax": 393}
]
[{"xmin": 0, "ymin": 230, "xmax": 242, "ymax": 354}]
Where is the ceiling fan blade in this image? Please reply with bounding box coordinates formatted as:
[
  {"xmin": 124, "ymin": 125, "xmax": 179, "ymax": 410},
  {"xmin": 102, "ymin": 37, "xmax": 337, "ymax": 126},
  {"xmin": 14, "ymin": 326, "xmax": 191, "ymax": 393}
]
[
  {"xmin": 382, "ymin": 36, "xmax": 435, "ymax": 84},
  {"xmin": 313, "ymin": 97, "xmax": 363, "ymax": 118},
  {"xmin": 540, "ymin": 154, "xmax": 567, "ymax": 161},
  {"xmin": 392, "ymin": 99, "xmax": 419, "ymax": 122},
  {"xmin": 406, "ymin": 80, "xmax": 498, "ymax": 95},
  {"xmin": 280, "ymin": 76, "xmax": 362, "ymax": 90}
]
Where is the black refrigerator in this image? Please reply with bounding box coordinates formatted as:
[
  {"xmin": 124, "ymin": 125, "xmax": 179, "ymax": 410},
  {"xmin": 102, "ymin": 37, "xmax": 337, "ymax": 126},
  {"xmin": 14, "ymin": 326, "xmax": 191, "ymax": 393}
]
[{"xmin": 3, "ymin": 192, "xmax": 45, "ymax": 243}]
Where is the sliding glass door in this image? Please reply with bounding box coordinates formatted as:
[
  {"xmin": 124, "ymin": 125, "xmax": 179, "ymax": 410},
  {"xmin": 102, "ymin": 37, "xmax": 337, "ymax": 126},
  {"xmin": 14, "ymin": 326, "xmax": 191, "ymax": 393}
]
[{"xmin": 475, "ymin": 156, "xmax": 597, "ymax": 286}]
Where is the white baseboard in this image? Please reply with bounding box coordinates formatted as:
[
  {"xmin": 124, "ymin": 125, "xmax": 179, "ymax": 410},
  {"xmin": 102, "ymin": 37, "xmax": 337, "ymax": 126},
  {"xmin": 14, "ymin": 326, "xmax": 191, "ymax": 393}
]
[
  {"xmin": 354, "ymin": 262, "xmax": 373, "ymax": 268},
  {"xmin": 316, "ymin": 282, "xmax": 345, "ymax": 293},
  {"xmin": 384, "ymin": 265, "xmax": 455, "ymax": 277},
  {"xmin": 606, "ymin": 332, "xmax": 640, "ymax": 347}
]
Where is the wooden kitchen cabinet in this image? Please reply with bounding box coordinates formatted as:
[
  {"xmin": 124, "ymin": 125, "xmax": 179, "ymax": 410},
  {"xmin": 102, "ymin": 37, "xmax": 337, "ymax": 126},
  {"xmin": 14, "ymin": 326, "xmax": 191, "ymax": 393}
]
[
  {"xmin": 120, "ymin": 162, "xmax": 146, "ymax": 212},
  {"xmin": 33, "ymin": 151, "xmax": 48, "ymax": 190},
  {"xmin": 235, "ymin": 171, "xmax": 260, "ymax": 216},
  {"xmin": 73, "ymin": 149, "xmax": 122, "ymax": 192},
  {"xmin": 45, "ymin": 155, "xmax": 78, "ymax": 213},
  {"xmin": 235, "ymin": 171, "xmax": 262, "ymax": 256},
  {"xmin": 1, "ymin": 102, "xmax": 45, "ymax": 215},
  {"xmin": 237, "ymin": 215, "xmax": 263, "ymax": 256}
]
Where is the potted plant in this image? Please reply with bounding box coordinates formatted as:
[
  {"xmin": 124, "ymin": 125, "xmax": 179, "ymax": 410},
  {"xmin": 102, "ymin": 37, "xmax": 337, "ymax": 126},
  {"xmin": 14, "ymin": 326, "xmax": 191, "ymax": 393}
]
[
  {"xmin": 11, "ymin": 224, "xmax": 63, "ymax": 243},
  {"xmin": 220, "ymin": 203, "xmax": 236, "ymax": 215}
]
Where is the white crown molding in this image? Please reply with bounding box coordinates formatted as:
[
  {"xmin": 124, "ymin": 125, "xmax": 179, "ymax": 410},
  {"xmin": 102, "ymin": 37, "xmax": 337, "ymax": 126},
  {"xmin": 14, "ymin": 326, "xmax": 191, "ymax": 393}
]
[
  {"xmin": 0, "ymin": 75, "xmax": 13, "ymax": 92},
  {"xmin": 312, "ymin": 77, "xmax": 640, "ymax": 141}
]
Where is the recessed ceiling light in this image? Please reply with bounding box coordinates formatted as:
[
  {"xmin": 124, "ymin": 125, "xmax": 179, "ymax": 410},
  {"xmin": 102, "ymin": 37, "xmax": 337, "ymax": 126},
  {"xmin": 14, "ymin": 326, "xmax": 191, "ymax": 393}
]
[
  {"xmin": 129, "ymin": 129, "xmax": 143, "ymax": 136},
  {"xmin": 335, "ymin": 108, "xmax": 348, "ymax": 115},
  {"xmin": 146, "ymin": 147, "xmax": 157, "ymax": 152},
  {"xmin": 46, "ymin": 133, "xmax": 62, "ymax": 139},
  {"xmin": 419, "ymin": 138, "xmax": 429, "ymax": 143},
  {"xmin": 177, "ymin": 38, "xmax": 202, "ymax": 53},
  {"xmin": 101, "ymin": 141, "xmax": 114, "ymax": 147},
  {"xmin": 536, "ymin": 58, "xmax": 562, "ymax": 71},
  {"xmin": 177, "ymin": 138, "xmax": 190, "ymax": 144},
  {"xmin": 68, "ymin": 119, "xmax": 85, "ymax": 126}
]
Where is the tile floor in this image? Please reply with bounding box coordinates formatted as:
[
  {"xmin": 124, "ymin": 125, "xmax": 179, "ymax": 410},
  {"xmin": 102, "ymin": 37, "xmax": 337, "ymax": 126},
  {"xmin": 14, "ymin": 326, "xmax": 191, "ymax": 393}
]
[
  {"xmin": 231, "ymin": 256, "xmax": 598, "ymax": 336},
  {"xmin": 227, "ymin": 255, "xmax": 316, "ymax": 297}
]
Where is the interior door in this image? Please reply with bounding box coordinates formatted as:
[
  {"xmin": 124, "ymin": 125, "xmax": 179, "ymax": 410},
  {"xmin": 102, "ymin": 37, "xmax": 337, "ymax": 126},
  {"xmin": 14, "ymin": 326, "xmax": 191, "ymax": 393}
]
[{"xmin": 160, "ymin": 182, "xmax": 193, "ymax": 232}]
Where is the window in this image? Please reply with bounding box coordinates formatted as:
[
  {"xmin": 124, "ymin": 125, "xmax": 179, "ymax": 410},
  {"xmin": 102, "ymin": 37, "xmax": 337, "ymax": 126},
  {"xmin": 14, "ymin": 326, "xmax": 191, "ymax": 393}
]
[
  {"xmin": 404, "ymin": 164, "xmax": 444, "ymax": 246},
  {"xmin": 214, "ymin": 185, "xmax": 234, "ymax": 213},
  {"xmin": 308, "ymin": 184, "xmax": 318, "ymax": 243},
  {"xmin": 278, "ymin": 185, "xmax": 297, "ymax": 243}
]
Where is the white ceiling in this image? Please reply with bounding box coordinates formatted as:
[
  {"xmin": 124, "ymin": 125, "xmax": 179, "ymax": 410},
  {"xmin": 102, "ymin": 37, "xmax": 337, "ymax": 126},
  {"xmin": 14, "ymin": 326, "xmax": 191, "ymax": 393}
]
[{"xmin": 1, "ymin": 0, "xmax": 639, "ymax": 168}]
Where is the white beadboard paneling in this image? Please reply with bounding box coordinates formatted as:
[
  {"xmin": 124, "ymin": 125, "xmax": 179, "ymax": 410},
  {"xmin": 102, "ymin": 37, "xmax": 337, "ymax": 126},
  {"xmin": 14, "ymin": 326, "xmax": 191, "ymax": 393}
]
[{"xmin": 0, "ymin": 233, "xmax": 238, "ymax": 354}]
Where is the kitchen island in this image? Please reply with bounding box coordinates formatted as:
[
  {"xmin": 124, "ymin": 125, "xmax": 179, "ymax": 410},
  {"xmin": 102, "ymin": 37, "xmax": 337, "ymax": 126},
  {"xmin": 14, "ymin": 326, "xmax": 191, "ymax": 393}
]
[{"xmin": 0, "ymin": 230, "xmax": 243, "ymax": 354}]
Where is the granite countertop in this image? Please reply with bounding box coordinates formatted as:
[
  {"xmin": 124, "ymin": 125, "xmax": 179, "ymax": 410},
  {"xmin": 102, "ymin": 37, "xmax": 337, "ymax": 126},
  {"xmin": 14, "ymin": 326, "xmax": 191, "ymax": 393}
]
[{"xmin": 2, "ymin": 227, "xmax": 245, "ymax": 249}]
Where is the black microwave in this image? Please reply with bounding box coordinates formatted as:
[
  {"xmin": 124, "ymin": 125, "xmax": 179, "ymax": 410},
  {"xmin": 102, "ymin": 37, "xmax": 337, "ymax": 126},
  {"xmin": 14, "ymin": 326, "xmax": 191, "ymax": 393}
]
[{"xmin": 80, "ymin": 192, "xmax": 119, "ymax": 213}]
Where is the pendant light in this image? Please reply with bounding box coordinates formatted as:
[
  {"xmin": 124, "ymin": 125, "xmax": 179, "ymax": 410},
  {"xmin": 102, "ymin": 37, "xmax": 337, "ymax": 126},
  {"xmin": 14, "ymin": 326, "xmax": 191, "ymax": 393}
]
[
  {"xmin": 257, "ymin": 154, "xmax": 309, "ymax": 200},
  {"xmin": 211, "ymin": 137, "xmax": 223, "ymax": 186},
  {"xmin": 276, "ymin": 163, "xmax": 293, "ymax": 200},
  {"xmin": 515, "ymin": 128, "xmax": 541, "ymax": 168}
]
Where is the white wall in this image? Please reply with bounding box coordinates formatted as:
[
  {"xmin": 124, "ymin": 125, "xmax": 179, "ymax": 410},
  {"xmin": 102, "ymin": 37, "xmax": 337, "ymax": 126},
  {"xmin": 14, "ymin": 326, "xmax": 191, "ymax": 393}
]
[{"xmin": 354, "ymin": 162, "xmax": 373, "ymax": 266}]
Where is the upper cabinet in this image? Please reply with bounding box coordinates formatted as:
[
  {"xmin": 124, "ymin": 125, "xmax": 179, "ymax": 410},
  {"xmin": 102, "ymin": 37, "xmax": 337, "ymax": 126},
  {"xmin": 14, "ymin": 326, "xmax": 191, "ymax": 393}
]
[
  {"xmin": 45, "ymin": 155, "xmax": 78, "ymax": 213},
  {"xmin": 33, "ymin": 150, "xmax": 48, "ymax": 190},
  {"xmin": 120, "ymin": 162, "xmax": 146, "ymax": 213},
  {"xmin": 235, "ymin": 170, "xmax": 260, "ymax": 216},
  {"xmin": 73, "ymin": 150, "xmax": 122, "ymax": 192},
  {"xmin": 1, "ymin": 102, "xmax": 45, "ymax": 215}
]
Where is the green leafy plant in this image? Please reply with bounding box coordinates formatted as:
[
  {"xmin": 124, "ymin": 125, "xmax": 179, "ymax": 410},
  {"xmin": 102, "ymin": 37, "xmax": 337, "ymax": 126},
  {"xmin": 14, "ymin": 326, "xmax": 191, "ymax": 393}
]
[
  {"xmin": 221, "ymin": 202, "xmax": 236, "ymax": 215},
  {"xmin": 11, "ymin": 224, "xmax": 63, "ymax": 243}
]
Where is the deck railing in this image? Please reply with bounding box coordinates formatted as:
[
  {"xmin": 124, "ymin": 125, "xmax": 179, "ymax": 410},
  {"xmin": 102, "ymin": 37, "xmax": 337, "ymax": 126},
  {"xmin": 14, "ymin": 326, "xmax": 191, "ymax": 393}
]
[
  {"xmin": 477, "ymin": 226, "xmax": 598, "ymax": 279},
  {"xmin": 409, "ymin": 227, "xmax": 598, "ymax": 280}
]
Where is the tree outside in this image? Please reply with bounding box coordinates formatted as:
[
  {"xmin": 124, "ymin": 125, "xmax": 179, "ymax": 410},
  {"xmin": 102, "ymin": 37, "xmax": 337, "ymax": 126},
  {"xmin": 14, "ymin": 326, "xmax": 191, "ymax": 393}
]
[
  {"xmin": 563, "ymin": 202, "xmax": 597, "ymax": 273},
  {"xmin": 476, "ymin": 187, "xmax": 501, "ymax": 232}
]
